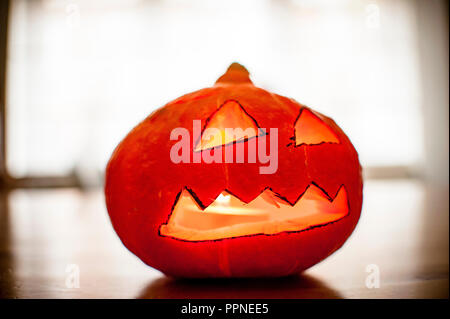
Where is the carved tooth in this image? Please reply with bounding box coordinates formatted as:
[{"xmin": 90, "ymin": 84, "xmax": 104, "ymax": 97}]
[
  {"xmin": 295, "ymin": 184, "xmax": 331, "ymax": 206},
  {"xmin": 260, "ymin": 190, "xmax": 281, "ymax": 208},
  {"xmin": 331, "ymin": 186, "xmax": 347, "ymax": 208}
]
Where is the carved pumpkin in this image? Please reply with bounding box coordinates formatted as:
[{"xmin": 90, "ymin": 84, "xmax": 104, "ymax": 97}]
[{"xmin": 105, "ymin": 63, "xmax": 363, "ymax": 278}]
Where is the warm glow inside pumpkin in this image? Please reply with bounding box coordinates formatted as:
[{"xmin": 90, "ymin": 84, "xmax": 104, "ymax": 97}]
[
  {"xmin": 294, "ymin": 108, "xmax": 339, "ymax": 146},
  {"xmin": 194, "ymin": 100, "xmax": 265, "ymax": 152},
  {"xmin": 160, "ymin": 184, "xmax": 348, "ymax": 241}
]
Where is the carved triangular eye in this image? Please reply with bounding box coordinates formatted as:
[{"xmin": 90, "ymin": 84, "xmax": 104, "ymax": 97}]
[
  {"xmin": 294, "ymin": 108, "xmax": 339, "ymax": 146},
  {"xmin": 194, "ymin": 100, "xmax": 265, "ymax": 152}
]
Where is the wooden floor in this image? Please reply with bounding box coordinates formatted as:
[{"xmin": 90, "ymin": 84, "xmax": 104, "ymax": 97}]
[{"xmin": 0, "ymin": 179, "xmax": 448, "ymax": 299}]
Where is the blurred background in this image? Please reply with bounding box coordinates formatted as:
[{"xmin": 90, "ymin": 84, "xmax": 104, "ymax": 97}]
[{"xmin": 0, "ymin": 0, "xmax": 448, "ymax": 298}]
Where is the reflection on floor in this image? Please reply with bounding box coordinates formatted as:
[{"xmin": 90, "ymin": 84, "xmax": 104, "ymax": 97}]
[{"xmin": 0, "ymin": 179, "xmax": 448, "ymax": 298}]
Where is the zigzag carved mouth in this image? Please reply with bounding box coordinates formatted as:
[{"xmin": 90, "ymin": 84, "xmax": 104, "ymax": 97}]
[{"xmin": 159, "ymin": 183, "xmax": 349, "ymax": 241}]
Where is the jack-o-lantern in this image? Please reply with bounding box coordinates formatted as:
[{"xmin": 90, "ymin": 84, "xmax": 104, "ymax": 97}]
[{"xmin": 105, "ymin": 63, "xmax": 363, "ymax": 278}]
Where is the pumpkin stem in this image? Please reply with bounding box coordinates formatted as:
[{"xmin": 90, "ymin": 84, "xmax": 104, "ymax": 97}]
[{"xmin": 215, "ymin": 62, "xmax": 253, "ymax": 85}]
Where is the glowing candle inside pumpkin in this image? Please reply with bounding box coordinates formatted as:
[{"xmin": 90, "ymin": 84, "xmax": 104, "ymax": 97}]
[{"xmin": 216, "ymin": 193, "xmax": 230, "ymax": 205}]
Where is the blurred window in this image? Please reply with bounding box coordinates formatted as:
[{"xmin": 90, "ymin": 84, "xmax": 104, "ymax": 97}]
[{"xmin": 6, "ymin": 0, "xmax": 424, "ymax": 179}]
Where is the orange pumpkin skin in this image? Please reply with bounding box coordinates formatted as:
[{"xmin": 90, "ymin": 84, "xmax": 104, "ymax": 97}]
[{"xmin": 105, "ymin": 64, "xmax": 363, "ymax": 278}]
